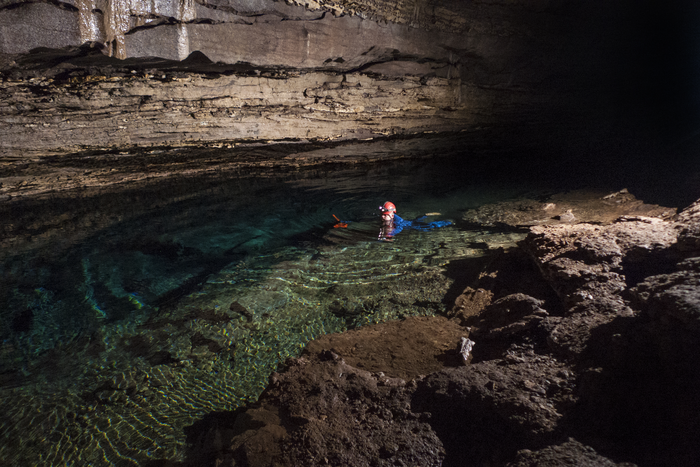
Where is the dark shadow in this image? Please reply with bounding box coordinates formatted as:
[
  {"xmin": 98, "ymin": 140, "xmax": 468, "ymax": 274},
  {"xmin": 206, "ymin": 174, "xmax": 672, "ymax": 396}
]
[
  {"xmin": 559, "ymin": 313, "xmax": 700, "ymax": 466},
  {"xmin": 620, "ymin": 247, "xmax": 682, "ymax": 289},
  {"xmin": 411, "ymin": 372, "xmax": 552, "ymax": 467},
  {"xmin": 440, "ymin": 255, "xmax": 493, "ymax": 309},
  {"xmin": 170, "ymin": 409, "xmax": 246, "ymax": 467}
]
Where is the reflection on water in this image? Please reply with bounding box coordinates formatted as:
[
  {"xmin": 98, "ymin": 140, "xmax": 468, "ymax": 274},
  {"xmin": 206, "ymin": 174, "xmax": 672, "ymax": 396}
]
[{"xmin": 0, "ymin": 154, "xmax": 658, "ymax": 465}]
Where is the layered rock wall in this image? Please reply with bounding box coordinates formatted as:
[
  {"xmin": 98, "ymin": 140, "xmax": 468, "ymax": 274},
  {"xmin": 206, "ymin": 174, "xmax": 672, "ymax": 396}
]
[
  {"xmin": 0, "ymin": 67, "xmax": 476, "ymax": 157},
  {"xmin": 0, "ymin": 0, "xmax": 605, "ymax": 160}
]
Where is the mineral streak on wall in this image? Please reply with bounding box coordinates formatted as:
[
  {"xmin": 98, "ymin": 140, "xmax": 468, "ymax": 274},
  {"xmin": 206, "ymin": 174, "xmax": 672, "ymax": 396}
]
[
  {"xmin": 102, "ymin": 0, "xmax": 196, "ymax": 59},
  {"xmin": 77, "ymin": 0, "xmax": 100, "ymax": 43},
  {"xmin": 0, "ymin": 0, "xmax": 197, "ymax": 59},
  {"xmin": 284, "ymin": 0, "xmax": 469, "ymax": 31},
  {"xmin": 105, "ymin": 0, "xmax": 132, "ymax": 59}
]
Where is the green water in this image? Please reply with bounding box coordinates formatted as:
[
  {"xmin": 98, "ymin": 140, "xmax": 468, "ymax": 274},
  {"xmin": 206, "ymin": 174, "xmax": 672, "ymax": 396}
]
[{"xmin": 0, "ymin": 154, "xmax": 676, "ymax": 466}]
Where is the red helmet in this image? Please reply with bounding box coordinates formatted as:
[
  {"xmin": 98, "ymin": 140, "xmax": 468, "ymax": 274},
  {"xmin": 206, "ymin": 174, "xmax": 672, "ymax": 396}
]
[{"xmin": 381, "ymin": 201, "xmax": 396, "ymax": 213}]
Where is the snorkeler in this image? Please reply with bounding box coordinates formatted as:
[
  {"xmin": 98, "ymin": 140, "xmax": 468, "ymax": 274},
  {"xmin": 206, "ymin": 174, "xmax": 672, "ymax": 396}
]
[
  {"xmin": 378, "ymin": 201, "xmax": 398, "ymax": 240},
  {"xmin": 378, "ymin": 201, "xmax": 451, "ymax": 241}
]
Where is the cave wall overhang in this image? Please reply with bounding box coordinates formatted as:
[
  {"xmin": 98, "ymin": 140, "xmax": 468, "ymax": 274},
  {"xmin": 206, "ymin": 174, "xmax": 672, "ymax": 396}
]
[{"xmin": 0, "ymin": 0, "xmax": 679, "ymax": 160}]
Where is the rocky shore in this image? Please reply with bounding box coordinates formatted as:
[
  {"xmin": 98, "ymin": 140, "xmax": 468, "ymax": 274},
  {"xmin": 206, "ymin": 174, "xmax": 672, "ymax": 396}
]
[{"xmin": 176, "ymin": 192, "xmax": 700, "ymax": 467}]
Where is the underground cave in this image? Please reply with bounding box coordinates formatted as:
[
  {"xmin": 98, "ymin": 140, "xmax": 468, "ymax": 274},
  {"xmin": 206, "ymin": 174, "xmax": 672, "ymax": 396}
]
[{"xmin": 1, "ymin": 1, "xmax": 699, "ymax": 466}]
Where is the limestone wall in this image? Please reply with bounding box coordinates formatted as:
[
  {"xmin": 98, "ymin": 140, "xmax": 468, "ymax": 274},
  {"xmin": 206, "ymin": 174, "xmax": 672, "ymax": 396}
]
[
  {"xmin": 0, "ymin": 70, "xmax": 488, "ymax": 157},
  {"xmin": 0, "ymin": 0, "xmax": 620, "ymax": 159}
]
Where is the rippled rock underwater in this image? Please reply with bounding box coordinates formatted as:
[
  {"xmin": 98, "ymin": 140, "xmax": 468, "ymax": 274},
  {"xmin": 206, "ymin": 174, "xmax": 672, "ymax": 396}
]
[{"xmin": 0, "ymin": 154, "xmax": 544, "ymax": 466}]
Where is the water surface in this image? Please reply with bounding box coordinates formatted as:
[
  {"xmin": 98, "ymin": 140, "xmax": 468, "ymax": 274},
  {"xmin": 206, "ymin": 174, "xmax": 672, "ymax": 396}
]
[{"xmin": 0, "ymin": 152, "xmax": 686, "ymax": 465}]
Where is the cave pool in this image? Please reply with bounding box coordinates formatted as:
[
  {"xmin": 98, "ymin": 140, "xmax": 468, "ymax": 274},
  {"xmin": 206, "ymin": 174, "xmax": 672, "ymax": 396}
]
[{"xmin": 0, "ymin": 151, "xmax": 688, "ymax": 466}]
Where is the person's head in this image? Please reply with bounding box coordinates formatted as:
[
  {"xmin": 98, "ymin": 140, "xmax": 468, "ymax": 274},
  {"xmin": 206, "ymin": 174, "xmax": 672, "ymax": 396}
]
[
  {"xmin": 380, "ymin": 201, "xmax": 396, "ymax": 223},
  {"xmin": 381, "ymin": 201, "xmax": 397, "ymax": 214},
  {"xmin": 380, "ymin": 201, "xmax": 396, "ymax": 215}
]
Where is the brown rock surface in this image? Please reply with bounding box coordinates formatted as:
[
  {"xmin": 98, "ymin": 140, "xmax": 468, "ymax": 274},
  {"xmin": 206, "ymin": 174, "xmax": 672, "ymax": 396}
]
[
  {"xmin": 304, "ymin": 315, "xmax": 470, "ymax": 380},
  {"xmin": 631, "ymin": 258, "xmax": 700, "ymax": 331},
  {"xmin": 188, "ymin": 350, "xmax": 446, "ymax": 467},
  {"xmin": 521, "ymin": 216, "xmax": 679, "ymax": 313},
  {"xmin": 507, "ymin": 438, "xmax": 637, "ymax": 467},
  {"xmin": 462, "ymin": 189, "xmax": 677, "ymax": 228}
]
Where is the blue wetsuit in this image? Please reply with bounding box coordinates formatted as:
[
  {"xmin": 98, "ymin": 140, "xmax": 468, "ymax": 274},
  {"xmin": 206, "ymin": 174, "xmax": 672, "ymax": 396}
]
[{"xmin": 391, "ymin": 214, "xmax": 452, "ymax": 236}]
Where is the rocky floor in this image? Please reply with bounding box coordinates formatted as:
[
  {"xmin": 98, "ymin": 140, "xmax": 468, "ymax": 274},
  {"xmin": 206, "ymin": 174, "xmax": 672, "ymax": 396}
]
[{"xmin": 173, "ymin": 192, "xmax": 700, "ymax": 467}]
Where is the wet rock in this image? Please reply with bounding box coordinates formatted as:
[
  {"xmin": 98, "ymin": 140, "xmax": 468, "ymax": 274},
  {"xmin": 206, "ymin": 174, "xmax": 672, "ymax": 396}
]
[
  {"xmin": 520, "ymin": 215, "xmax": 679, "ymax": 312},
  {"xmin": 413, "ymin": 358, "xmax": 571, "ymax": 466},
  {"xmin": 514, "ymin": 205, "xmax": 684, "ymax": 365},
  {"xmin": 225, "ymin": 406, "xmax": 288, "ymax": 467},
  {"xmin": 449, "ymin": 247, "xmax": 566, "ymax": 328},
  {"xmin": 238, "ymin": 291, "xmax": 287, "ymax": 316},
  {"xmin": 544, "ymin": 311, "xmax": 618, "ymax": 359},
  {"xmin": 630, "ymin": 261, "xmax": 700, "ymax": 331},
  {"xmin": 148, "ymin": 366, "xmax": 176, "ymax": 387},
  {"xmin": 186, "ymin": 317, "xmax": 466, "ymax": 466},
  {"xmin": 186, "ymin": 307, "xmax": 232, "ymax": 323},
  {"xmin": 146, "ymin": 350, "xmax": 179, "ymax": 366},
  {"xmin": 675, "ymin": 198, "xmax": 700, "ymax": 254},
  {"xmin": 462, "ymin": 190, "xmax": 675, "ymax": 228},
  {"xmin": 328, "ymin": 296, "xmax": 367, "ymax": 317},
  {"xmin": 462, "ymin": 198, "xmax": 549, "ymax": 228},
  {"xmin": 507, "ymin": 438, "xmax": 635, "ymax": 467},
  {"xmin": 110, "ymin": 371, "xmax": 138, "ymax": 391},
  {"xmin": 190, "ymin": 332, "xmax": 225, "ymax": 354},
  {"xmin": 211, "ymin": 353, "xmax": 445, "ymax": 467},
  {"xmin": 303, "ymin": 316, "xmax": 470, "ymax": 380},
  {"xmin": 230, "ymin": 301, "xmax": 253, "ymax": 321},
  {"xmin": 95, "ymin": 389, "xmax": 124, "ymax": 405},
  {"xmin": 448, "ymin": 286, "xmax": 493, "ymax": 324},
  {"xmin": 480, "ymin": 293, "xmax": 547, "ymax": 327}
]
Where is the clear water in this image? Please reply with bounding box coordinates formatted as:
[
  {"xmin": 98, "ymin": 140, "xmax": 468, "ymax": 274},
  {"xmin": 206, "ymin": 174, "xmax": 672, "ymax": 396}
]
[{"xmin": 0, "ymin": 153, "xmax": 688, "ymax": 465}]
